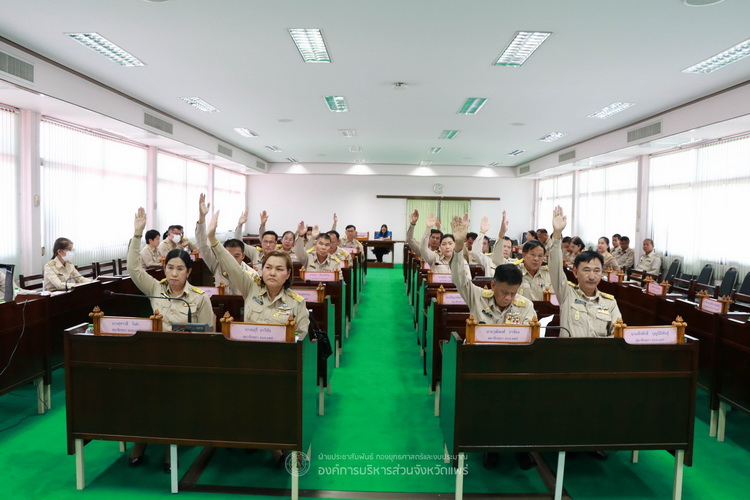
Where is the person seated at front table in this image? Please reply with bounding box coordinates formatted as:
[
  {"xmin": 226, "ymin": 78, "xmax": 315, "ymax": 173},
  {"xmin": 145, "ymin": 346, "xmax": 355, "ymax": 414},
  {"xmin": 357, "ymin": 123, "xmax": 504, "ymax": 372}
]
[
  {"xmin": 418, "ymin": 212, "xmax": 472, "ymax": 281},
  {"xmin": 373, "ymin": 224, "xmax": 392, "ymax": 262},
  {"xmin": 157, "ymin": 224, "xmax": 197, "ymax": 257},
  {"xmin": 140, "ymin": 229, "xmax": 162, "ymax": 268},
  {"xmin": 294, "ymin": 222, "xmax": 342, "ymax": 272},
  {"xmin": 489, "ymin": 211, "xmax": 553, "ymax": 301},
  {"xmin": 449, "ymin": 214, "xmax": 539, "ymax": 471},
  {"xmin": 43, "ymin": 237, "xmax": 93, "ymax": 291},
  {"xmin": 195, "ymin": 194, "xmax": 259, "ymax": 295},
  {"xmin": 549, "ymin": 206, "xmax": 621, "ymax": 338},
  {"xmin": 127, "ymin": 207, "xmax": 213, "ymax": 470},
  {"xmin": 596, "ymin": 236, "xmax": 620, "ymax": 272}
]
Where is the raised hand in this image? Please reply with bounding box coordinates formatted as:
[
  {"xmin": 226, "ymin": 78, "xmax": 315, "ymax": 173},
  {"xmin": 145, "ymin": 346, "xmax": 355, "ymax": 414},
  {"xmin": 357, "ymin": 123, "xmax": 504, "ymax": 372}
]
[
  {"xmin": 134, "ymin": 207, "xmax": 147, "ymax": 234},
  {"xmin": 499, "ymin": 210, "xmax": 509, "ymax": 238},
  {"xmin": 207, "ymin": 210, "xmax": 221, "ymax": 244},
  {"xmin": 333, "ymin": 213, "xmax": 338, "ymax": 225},
  {"xmin": 297, "ymin": 221, "xmax": 307, "ymax": 237},
  {"xmin": 426, "ymin": 213, "xmax": 438, "ymax": 229},
  {"xmin": 237, "ymin": 209, "xmax": 248, "ymax": 226},
  {"xmin": 480, "ymin": 216, "xmax": 490, "ymax": 234},
  {"xmin": 312, "ymin": 225, "xmax": 320, "ymax": 240},
  {"xmin": 198, "ymin": 193, "xmax": 210, "ymax": 223},
  {"xmin": 260, "ymin": 210, "xmax": 269, "ymax": 225},
  {"xmin": 410, "ymin": 209, "xmax": 419, "ymax": 225},
  {"xmin": 552, "ymin": 205, "xmax": 567, "ymax": 236}
]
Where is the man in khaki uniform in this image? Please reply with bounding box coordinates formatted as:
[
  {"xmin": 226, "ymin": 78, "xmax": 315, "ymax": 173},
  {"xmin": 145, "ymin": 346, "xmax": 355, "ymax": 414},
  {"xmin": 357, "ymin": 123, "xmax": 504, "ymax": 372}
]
[
  {"xmin": 406, "ymin": 210, "xmax": 441, "ymax": 259},
  {"xmin": 549, "ymin": 206, "xmax": 621, "ymax": 338},
  {"xmin": 326, "ymin": 230, "xmax": 353, "ymax": 266},
  {"xmin": 294, "ymin": 223, "xmax": 342, "ymax": 272},
  {"xmin": 489, "ymin": 211, "xmax": 553, "ymax": 301},
  {"xmin": 613, "ymin": 235, "xmax": 635, "ymax": 269},
  {"xmin": 157, "ymin": 225, "xmax": 198, "ymax": 257},
  {"xmin": 340, "ymin": 224, "xmax": 364, "ymax": 253},
  {"xmin": 635, "ymin": 238, "xmax": 662, "ymax": 275}
]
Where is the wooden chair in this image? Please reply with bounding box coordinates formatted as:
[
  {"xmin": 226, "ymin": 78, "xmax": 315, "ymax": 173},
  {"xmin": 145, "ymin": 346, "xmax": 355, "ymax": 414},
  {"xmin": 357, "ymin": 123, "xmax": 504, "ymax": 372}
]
[
  {"xmin": 19, "ymin": 273, "xmax": 44, "ymax": 290},
  {"xmin": 116, "ymin": 258, "xmax": 128, "ymax": 275},
  {"xmin": 77, "ymin": 263, "xmax": 96, "ymax": 280},
  {"xmin": 94, "ymin": 259, "xmax": 117, "ymax": 278}
]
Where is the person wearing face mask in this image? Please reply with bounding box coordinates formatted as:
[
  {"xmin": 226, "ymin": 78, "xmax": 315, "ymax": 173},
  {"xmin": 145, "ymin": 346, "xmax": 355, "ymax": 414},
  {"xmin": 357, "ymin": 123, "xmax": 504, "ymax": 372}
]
[
  {"xmin": 419, "ymin": 213, "xmax": 471, "ymax": 281},
  {"xmin": 157, "ymin": 224, "xmax": 197, "ymax": 258},
  {"xmin": 43, "ymin": 237, "xmax": 93, "ymax": 291},
  {"xmin": 489, "ymin": 210, "xmax": 553, "ymax": 301}
]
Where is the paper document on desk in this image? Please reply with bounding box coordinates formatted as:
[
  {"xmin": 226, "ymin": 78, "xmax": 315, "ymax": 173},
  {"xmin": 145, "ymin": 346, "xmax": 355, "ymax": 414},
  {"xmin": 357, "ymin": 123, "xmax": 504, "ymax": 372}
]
[{"xmin": 539, "ymin": 315, "xmax": 554, "ymax": 337}]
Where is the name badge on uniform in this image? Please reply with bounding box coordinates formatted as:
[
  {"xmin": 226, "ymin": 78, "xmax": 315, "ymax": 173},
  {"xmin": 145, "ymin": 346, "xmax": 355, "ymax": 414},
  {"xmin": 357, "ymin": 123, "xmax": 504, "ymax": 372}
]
[
  {"xmin": 252, "ymin": 296, "xmax": 264, "ymax": 306},
  {"xmin": 597, "ymin": 306, "xmax": 609, "ymax": 314},
  {"xmin": 481, "ymin": 308, "xmax": 494, "ymax": 319},
  {"xmin": 574, "ymin": 299, "xmax": 587, "ymax": 305}
]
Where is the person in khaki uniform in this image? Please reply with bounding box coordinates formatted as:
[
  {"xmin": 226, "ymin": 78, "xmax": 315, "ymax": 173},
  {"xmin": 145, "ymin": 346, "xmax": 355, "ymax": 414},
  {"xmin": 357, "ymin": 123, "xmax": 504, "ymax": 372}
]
[
  {"xmin": 326, "ymin": 230, "xmax": 354, "ymax": 266},
  {"xmin": 157, "ymin": 224, "xmax": 197, "ymax": 257},
  {"xmin": 207, "ymin": 210, "xmax": 309, "ymax": 334},
  {"xmin": 489, "ymin": 211, "xmax": 553, "ymax": 301},
  {"xmin": 280, "ymin": 231, "xmax": 299, "ymax": 262},
  {"xmin": 635, "ymin": 238, "xmax": 662, "ymax": 275},
  {"xmin": 614, "ymin": 236, "xmax": 635, "ymax": 269},
  {"xmin": 43, "ymin": 237, "xmax": 93, "ymax": 291},
  {"xmin": 129, "ymin": 208, "xmax": 213, "ymax": 331},
  {"xmin": 196, "ymin": 193, "xmax": 258, "ymax": 295},
  {"xmin": 140, "ymin": 229, "xmax": 162, "ymax": 268},
  {"xmin": 419, "ymin": 212, "xmax": 472, "ymax": 281},
  {"xmin": 470, "ymin": 219, "xmax": 496, "ymax": 278},
  {"xmin": 294, "ymin": 222, "xmax": 342, "ymax": 272},
  {"xmin": 596, "ymin": 237, "xmax": 620, "ymax": 272},
  {"xmin": 406, "ymin": 209, "xmax": 441, "ymax": 259},
  {"xmin": 340, "ymin": 224, "xmax": 364, "ymax": 253},
  {"xmin": 549, "ymin": 206, "xmax": 621, "ymax": 338}
]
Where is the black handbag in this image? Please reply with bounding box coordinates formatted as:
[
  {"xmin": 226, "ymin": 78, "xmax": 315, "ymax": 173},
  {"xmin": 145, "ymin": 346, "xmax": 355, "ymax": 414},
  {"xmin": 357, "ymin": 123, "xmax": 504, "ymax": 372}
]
[{"xmin": 308, "ymin": 312, "xmax": 333, "ymax": 360}]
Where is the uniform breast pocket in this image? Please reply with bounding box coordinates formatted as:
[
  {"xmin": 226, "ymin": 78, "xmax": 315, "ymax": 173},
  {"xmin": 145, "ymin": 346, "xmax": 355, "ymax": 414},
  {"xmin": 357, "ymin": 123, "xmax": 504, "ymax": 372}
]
[
  {"xmin": 246, "ymin": 300, "xmax": 265, "ymax": 321},
  {"xmin": 570, "ymin": 303, "xmax": 588, "ymax": 324}
]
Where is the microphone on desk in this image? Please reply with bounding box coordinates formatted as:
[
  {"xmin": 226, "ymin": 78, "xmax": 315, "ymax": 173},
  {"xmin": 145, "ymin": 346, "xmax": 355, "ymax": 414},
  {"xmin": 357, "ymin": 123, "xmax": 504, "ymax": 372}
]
[
  {"xmin": 103, "ymin": 289, "xmax": 193, "ymax": 323},
  {"xmin": 542, "ymin": 325, "xmax": 573, "ymax": 337}
]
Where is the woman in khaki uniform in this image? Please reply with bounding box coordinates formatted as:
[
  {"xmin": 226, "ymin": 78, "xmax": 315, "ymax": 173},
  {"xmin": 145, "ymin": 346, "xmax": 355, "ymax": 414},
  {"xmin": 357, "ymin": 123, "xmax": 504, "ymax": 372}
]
[
  {"xmin": 43, "ymin": 237, "xmax": 92, "ymax": 291},
  {"xmin": 597, "ymin": 237, "xmax": 621, "ymax": 272},
  {"xmin": 139, "ymin": 229, "xmax": 162, "ymax": 268}
]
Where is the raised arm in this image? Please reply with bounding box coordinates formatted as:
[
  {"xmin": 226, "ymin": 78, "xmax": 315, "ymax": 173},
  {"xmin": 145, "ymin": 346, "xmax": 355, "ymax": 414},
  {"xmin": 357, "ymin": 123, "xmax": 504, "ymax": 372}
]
[
  {"xmin": 491, "ymin": 211, "xmax": 510, "ymax": 267},
  {"xmin": 331, "ymin": 213, "xmax": 338, "ymax": 232},
  {"xmin": 258, "ymin": 210, "xmax": 268, "ymax": 235},
  {"xmin": 549, "ymin": 205, "xmax": 571, "ymax": 304},
  {"xmin": 293, "ymin": 221, "xmax": 309, "ymax": 266},
  {"xmin": 449, "ymin": 215, "xmax": 476, "ymax": 303},
  {"xmin": 208, "ymin": 210, "xmax": 257, "ymax": 296},
  {"xmin": 235, "ymin": 209, "xmax": 248, "ymax": 239},
  {"xmin": 196, "ymin": 193, "xmax": 220, "ymax": 274},
  {"xmin": 406, "ymin": 210, "xmax": 421, "ymax": 257},
  {"xmin": 420, "ymin": 213, "xmax": 440, "ymax": 266},
  {"xmin": 127, "ymin": 207, "xmax": 160, "ymax": 296}
]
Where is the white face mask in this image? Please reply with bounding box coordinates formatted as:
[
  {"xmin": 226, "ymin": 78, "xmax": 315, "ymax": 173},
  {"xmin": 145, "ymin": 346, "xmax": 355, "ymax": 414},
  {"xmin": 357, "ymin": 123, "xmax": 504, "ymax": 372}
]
[
  {"xmin": 64, "ymin": 251, "xmax": 74, "ymax": 262},
  {"xmin": 172, "ymin": 234, "xmax": 182, "ymax": 244}
]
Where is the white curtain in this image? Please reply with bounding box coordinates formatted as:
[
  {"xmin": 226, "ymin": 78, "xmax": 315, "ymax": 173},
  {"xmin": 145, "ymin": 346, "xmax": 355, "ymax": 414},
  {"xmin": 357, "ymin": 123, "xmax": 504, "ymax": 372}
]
[
  {"xmin": 213, "ymin": 167, "xmax": 247, "ymax": 232},
  {"xmin": 536, "ymin": 173, "xmax": 573, "ymax": 235},
  {"xmin": 40, "ymin": 119, "xmax": 147, "ymax": 266},
  {"xmin": 649, "ymin": 136, "xmax": 750, "ymax": 283},
  {"xmin": 0, "ymin": 105, "xmax": 19, "ymax": 265},
  {"xmin": 156, "ymin": 152, "xmax": 208, "ymax": 239}
]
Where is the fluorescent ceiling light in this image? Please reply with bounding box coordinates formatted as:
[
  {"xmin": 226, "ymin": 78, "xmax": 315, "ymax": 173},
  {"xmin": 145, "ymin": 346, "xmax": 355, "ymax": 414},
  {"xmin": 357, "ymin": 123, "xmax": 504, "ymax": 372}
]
[
  {"xmin": 682, "ymin": 37, "xmax": 750, "ymax": 74},
  {"xmin": 66, "ymin": 32, "xmax": 145, "ymax": 67},
  {"xmin": 587, "ymin": 102, "xmax": 635, "ymax": 119},
  {"xmin": 288, "ymin": 29, "xmax": 331, "ymax": 63},
  {"xmin": 487, "ymin": 162, "xmax": 502, "ymax": 167},
  {"xmin": 439, "ymin": 130, "xmax": 460, "ymax": 139},
  {"xmin": 286, "ymin": 157, "xmax": 298, "ymax": 163},
  {"xmin": 234, "ymin": 128, "xmax": 258, "ymax": 138},
  {"xmin": 428, "ymin": 147, "xmax": 443, "ymax": 154},
  {"xmin": 348, "ymin": 146, "xmax": 362, "ymax": 153},
  {"xmin": 338, "ymin": 129, "xmax": 357, "ymax": 137},
  {"xmin": 419, "ymin": 160, "xmax": 432, "ymax": 166},
  {"xmin": 539, "ymin": 132, "xmax": 567, "ymax": 142},
  {"xmin": 179, "ymin": 97, "xmax": 220, "ymax": 113},
  {"xmin": 353, "ymin": 158, "xmax": 366, "ymax": 164},
  {"xmin": 265, "ymin": 145, "xmax": 283, "ymax": 152},
  {"xmin": 507, "ymin": 149, "xmax": 526, "ymax": 157},
  {"xmin": 494, "ymin": 31, "xmax": 551, "ymax": 67},
  {"xmin": 324, "ymin": 96, "xmax": 348, "ymax": 112},
  {"xmin": 458, "ymin": 98, "xmax": 488, "ymax": 115}
]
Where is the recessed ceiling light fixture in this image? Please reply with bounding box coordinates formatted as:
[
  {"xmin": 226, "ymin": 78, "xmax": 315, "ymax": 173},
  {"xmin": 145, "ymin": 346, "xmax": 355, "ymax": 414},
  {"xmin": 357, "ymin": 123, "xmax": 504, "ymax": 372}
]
[
  {"xmin": 338, "ymin": 129, "xmax": 357, "ymax": 137},
  {"xmin": 265, "ymin": 145, "xmax": 283, "ymax": 152},
  {"xmin": 428, "ymin": 147, "xmax": 443, "ymax": 154},
  {"xmin": 286, "ymin": 157, "xmax": 299, "ymax": 163},
  {"xmin": 353, "ymin": 158, "xmax": 366, "ymax": 164},
  {"xmin": 419, "ymin": 160, "xmax": 432, "ymax": 166},
  {"xmin": 458, "ymin": 97, "xmax": 488, "ymax": 115},
  {"xmin": 494, "ymin": 31, "xmax": 551, "ymax": 67},
  {"xmin": 288, "ymin": 29, "xmax": 331, "ymax": 63},
  {"xmin": 439, "ymin": 130, "xmax": 460, "ymax": 139},
  {"xmin": 324, "ymin": 96, "xmax": 348, "ymax": 112},
  {"xmin": 348, "ymin": 146, "xmax": 362, "ymax": 153},
  {"xmin": 487, "ymin": 162, "xmax": 502, "ymax": 167},
  {"xmin": 234, "ymin": 128, "xmax": 258, "ymax": 138},
  {"xmin": 66, "ymin": 32, "xmax": 145, "ymax": 66},
  {"xmin": 587, "ymin": 102, "xmax": 635, "ymax": 119},
  {"xmin": 507, "ymin": 149, "xmax": 526, "ymax": 157},
  {"xmin": 539, "ymin": 132, "xmax": 567, "ymax": 142},
  {"xmin": 179, "ymin": 96, "xmax": 219, "ymax": 113},
  {"xmin": 682, "ymin": 37, "xmax": 750, "ymax": 74}
]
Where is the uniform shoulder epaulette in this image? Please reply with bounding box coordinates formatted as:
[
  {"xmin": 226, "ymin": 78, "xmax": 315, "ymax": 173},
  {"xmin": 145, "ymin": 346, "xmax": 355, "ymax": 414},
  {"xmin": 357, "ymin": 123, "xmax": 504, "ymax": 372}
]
[
  {"xmin": 252, "ymin": 274, "xmax": 262, "ymax": 285},
  {"xmin": 600, "ymin": 291, "xmax": 615, "ymax": 300},
  {"xmin": 512, "ymin": 296, "xmax": 527, "ymax": 307},
  {"xmin": 306, "ymin": 247, "xmax": 315, "ymax": 253},
  {"xmin": 191, "ymin": 286, "xmax": 205, "ymax": 294},
  {"xmin": 540, "ymin": 264, "xmax": 549, "ymax": 271},
  {"xmin": 513, "ymin": 259, "xmax": 524, "ymax": 266},
  {"xmin": 288, "ymin": 290, "xmax": 304, "ymax": 302},
  {"xmin": 333, "ymin": 255, "xmax": 340, "ymax": 263},
  {"xmin": 159, "ymin": 278, "xmax": 167, "ymax": 284},
  {"xmin": 568, "ymin": 281, "xmax": 579, "ymax": 288},
  {"xmin": 481, "ymin": 289, "xmax": 494, "ymax": 298},
  {"xmin": 255, "ymin": 246, "xmax": 262, "ymax": 251}
]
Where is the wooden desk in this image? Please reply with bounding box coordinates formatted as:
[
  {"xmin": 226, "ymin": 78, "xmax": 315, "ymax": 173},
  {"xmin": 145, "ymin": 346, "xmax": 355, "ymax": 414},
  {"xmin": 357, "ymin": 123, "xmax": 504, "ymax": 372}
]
[
  {"xmin": 65, "ymin": 330, "xmax": 317, "ymax": 497},
  {"xmin": 711, "ymin": 313, "xmax": 750, "ymax": 441},
  {"xmin": 0, "ymin": 298, "xmax": 51, "ymax": 413},
  {"xmin": 362, "ymin": 239, "xmax": 399, "ymax": 268},
  {"xmin": 441, "ymin": 334, "xmax": 697, "ymax": 500}
]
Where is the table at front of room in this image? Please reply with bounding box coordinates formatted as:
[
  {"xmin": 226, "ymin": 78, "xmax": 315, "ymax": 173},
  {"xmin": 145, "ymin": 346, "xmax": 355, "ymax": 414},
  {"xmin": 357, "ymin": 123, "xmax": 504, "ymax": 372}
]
[{"xmin": 362, "ymin": 240, "xmax": 400, "ymax": 268}]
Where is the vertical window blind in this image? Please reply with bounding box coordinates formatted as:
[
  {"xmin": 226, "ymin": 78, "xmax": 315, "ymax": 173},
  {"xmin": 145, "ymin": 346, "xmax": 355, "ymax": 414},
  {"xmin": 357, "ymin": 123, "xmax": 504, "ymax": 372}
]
[
  {"xmin": 0, "ymin": 105, "xmax": 19, "ymax": 265},
  {"xmin": 213, "ymin": 167, "xmax": 247, "ymax": 233},
  {"xmin": 536, "ymin": 173, "xmax": 573, "ymax": 234},
  {"xmin": 40, "ymin": 119, "xmax": 147, "ymax": 266},
  {"xmin": 155, "ymin": 152, "xmax": 208, "ymax": 240}
]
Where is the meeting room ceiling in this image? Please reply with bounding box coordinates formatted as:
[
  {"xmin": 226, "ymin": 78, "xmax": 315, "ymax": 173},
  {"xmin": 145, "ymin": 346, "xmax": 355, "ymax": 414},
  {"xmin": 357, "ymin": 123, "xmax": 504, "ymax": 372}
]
[{"xmin": 1, "ymin": 0, "xmax": 750, "ymax": 171}]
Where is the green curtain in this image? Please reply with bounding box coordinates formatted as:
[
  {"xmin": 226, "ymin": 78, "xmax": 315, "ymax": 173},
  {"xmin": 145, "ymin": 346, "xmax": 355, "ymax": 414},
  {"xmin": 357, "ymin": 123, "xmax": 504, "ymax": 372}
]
[
  {"xmin": 405, "ymin": 199, "xmax": 471, "ymax": 235},
  {"xmin": 439, "ymin": 200, "xmax": 471, "ymax": 233},
  {"xmin": 406, "ymin": 199, "xmax": 439, "ymax": 234}
]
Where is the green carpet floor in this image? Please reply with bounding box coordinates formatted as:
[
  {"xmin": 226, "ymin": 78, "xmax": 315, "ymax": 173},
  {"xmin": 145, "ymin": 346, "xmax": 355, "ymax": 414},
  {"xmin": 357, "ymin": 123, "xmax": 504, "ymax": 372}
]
[{"xmin": 1, "ymin": 266, "xmax": 749, "ymax": 499}]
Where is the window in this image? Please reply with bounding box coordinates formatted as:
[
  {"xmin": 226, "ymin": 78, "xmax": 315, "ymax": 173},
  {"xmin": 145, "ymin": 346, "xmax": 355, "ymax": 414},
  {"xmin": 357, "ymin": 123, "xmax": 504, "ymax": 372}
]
[
  {"xmin": 156, "ymin": 153, "xmax": 208, "ymax": 240},
  {"xmin": 213, "ymin": 167, "xmax": 247, "ymax": 233},
  {"xmin": 406, "ymin": 199, "xmax": 471, "ymax": 240},
  {"xmin": 536, "ymin": 173, "xmax": 573, "ymax": 232},
  {"xmin": 40, "ymin": 119, "xmax": 147, "ymax": 265},
  {"xmin": 0, "ymin": 105, "xmax": 19, "ymax": 265}
]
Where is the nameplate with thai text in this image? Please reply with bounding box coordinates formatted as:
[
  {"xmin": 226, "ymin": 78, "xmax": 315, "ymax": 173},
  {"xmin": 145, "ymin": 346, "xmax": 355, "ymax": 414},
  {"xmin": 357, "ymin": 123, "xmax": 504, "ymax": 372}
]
[
  {"xmin": 428, "ymin": 273, "xmax": 453, "ymax": 284},
  {"xmin": 440, "ymin": 292, "xmax": 466, "ymax": 305},
  {"xmin": 291, "ymin": 289, "xmax": 319, "ymax": 302},
  {"xmin": 623, "ymin": 326, "xmax": 677, "ymax": 345},
  {"xmin": 340, "ymin": 246, "xmax": 359, "ymax": 254},
  {"xmin": 100, "ymin": 317, "xmax": 153, "ymax": 335},
  {"xmin": 305, "ymin": 272, "xmax": 339, "ymax": 282},
  {"xmin": 646, "ymin": 282, "xmax": 666, "ymax": 296},
  {"xmin": 229, "ymin": 323, "xmax": 287, "ymax": 342},
  {"xmin": 699, "ymin": 297, "xmax": 724, "ymax": 314},
  {"xmin": 608, "ymin": 272, "xmax": 621, "ymax": 283},
  {"xmin": 475, "ymin": 325, "xmax": 532, "ymax": 344}
]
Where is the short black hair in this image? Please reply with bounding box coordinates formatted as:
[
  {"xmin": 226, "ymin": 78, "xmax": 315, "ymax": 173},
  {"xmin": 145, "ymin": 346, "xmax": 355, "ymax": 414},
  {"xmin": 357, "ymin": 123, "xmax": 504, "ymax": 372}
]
[
  {"xmin": 526, "ymin": 230, "xmax": 537, "ymax": 239},
  {"xmin": 643, "ymin": 238, "xmax": 654, "ymax": 245},
  {"xmin": 164, "ymin": 249, "xmax": 192, "ymax": 270},
  {"xmin": 570, "ymin": 237, "xmax": 585, "ymax": 251},
  {"xmin": 223, "ymin": 238, "xmax": 245, "ymax": 250},
  {"xmin": 145, "ymin": 229, "xmax": 160, "ymax": 244},
  {"xmin": 522, "ymin": 240, "xmax": 545, "ymax": 254},
  {"xmin": 536, "ymin": 228, "xmax": 548, "ymax": 235},
  {"xmin": 261, "ymin": 230, "xmax": 278, "ymax": 240},
  {"xmin": 494, "ymin": 264, "xmax": 522, "ymax": 285},
  {"xmin": 612, "ymin": 233, "xmax": 622, "ymax": 239},
  {"xmin": 327, "ymin": 230, "xmax": 340, "ymax": 239},
  {"xmin": 345, "ymin": 224, "xmax": 356, "ymax": 231},
  {"xmin": 620, "ymin": 236, "xmax": 630, "ymax": 243},
  {"xmin": 440, "ymin": 233, "xmax": 455, "ymax": 243},
  {"xmin": 317, "ymin": 233, "xmax": 332, "ymax": 242},
  {"xmin": 466, "ymin": 232, "xmax": 478, "ymax": 240},
  {"xmin": 574, "ymin": 251, "xmax": 604, "ymax": 268},
  {"xmin": 430, "ymin": 229, "xmax": 443, "ymax": 236},
  {"xmin": 562, "ymin": 236, "xmax": 572, "ymax": 244}
]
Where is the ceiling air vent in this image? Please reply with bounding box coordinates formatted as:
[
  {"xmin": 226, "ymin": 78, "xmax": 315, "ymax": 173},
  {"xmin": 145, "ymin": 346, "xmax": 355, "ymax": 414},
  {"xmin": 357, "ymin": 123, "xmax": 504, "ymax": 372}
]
[
  {"xmin": 558, "ymin": 150, "xmax": 576, "ymax": 163},
  {"xmin": 143, "ymin": 113, "xmax": 173, "ymax": 134},
  {"xmin": 0, "ymin": 51, "xmax": 34, "ymax": 83},
  {"xmin": 627, "ymin": 122, "xmax": 662, "ymax": 143},
  {"xmin": 218, "ymin": 144, "xmax": 233, "ymax": 157},
  {"xmin": 256, "ymin": 160, "xmax": 266, "ymax": 171},
  {"xmin": 519, "ymin": 165, "xmax": 531, "ymax": 174}
]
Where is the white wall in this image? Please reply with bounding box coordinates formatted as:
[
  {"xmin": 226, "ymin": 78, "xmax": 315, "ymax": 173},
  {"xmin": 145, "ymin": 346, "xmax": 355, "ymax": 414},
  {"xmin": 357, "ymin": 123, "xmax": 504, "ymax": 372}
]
[{"xmin": 245, "ymin": 174, "xmax": 535, "ymax": 263}]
